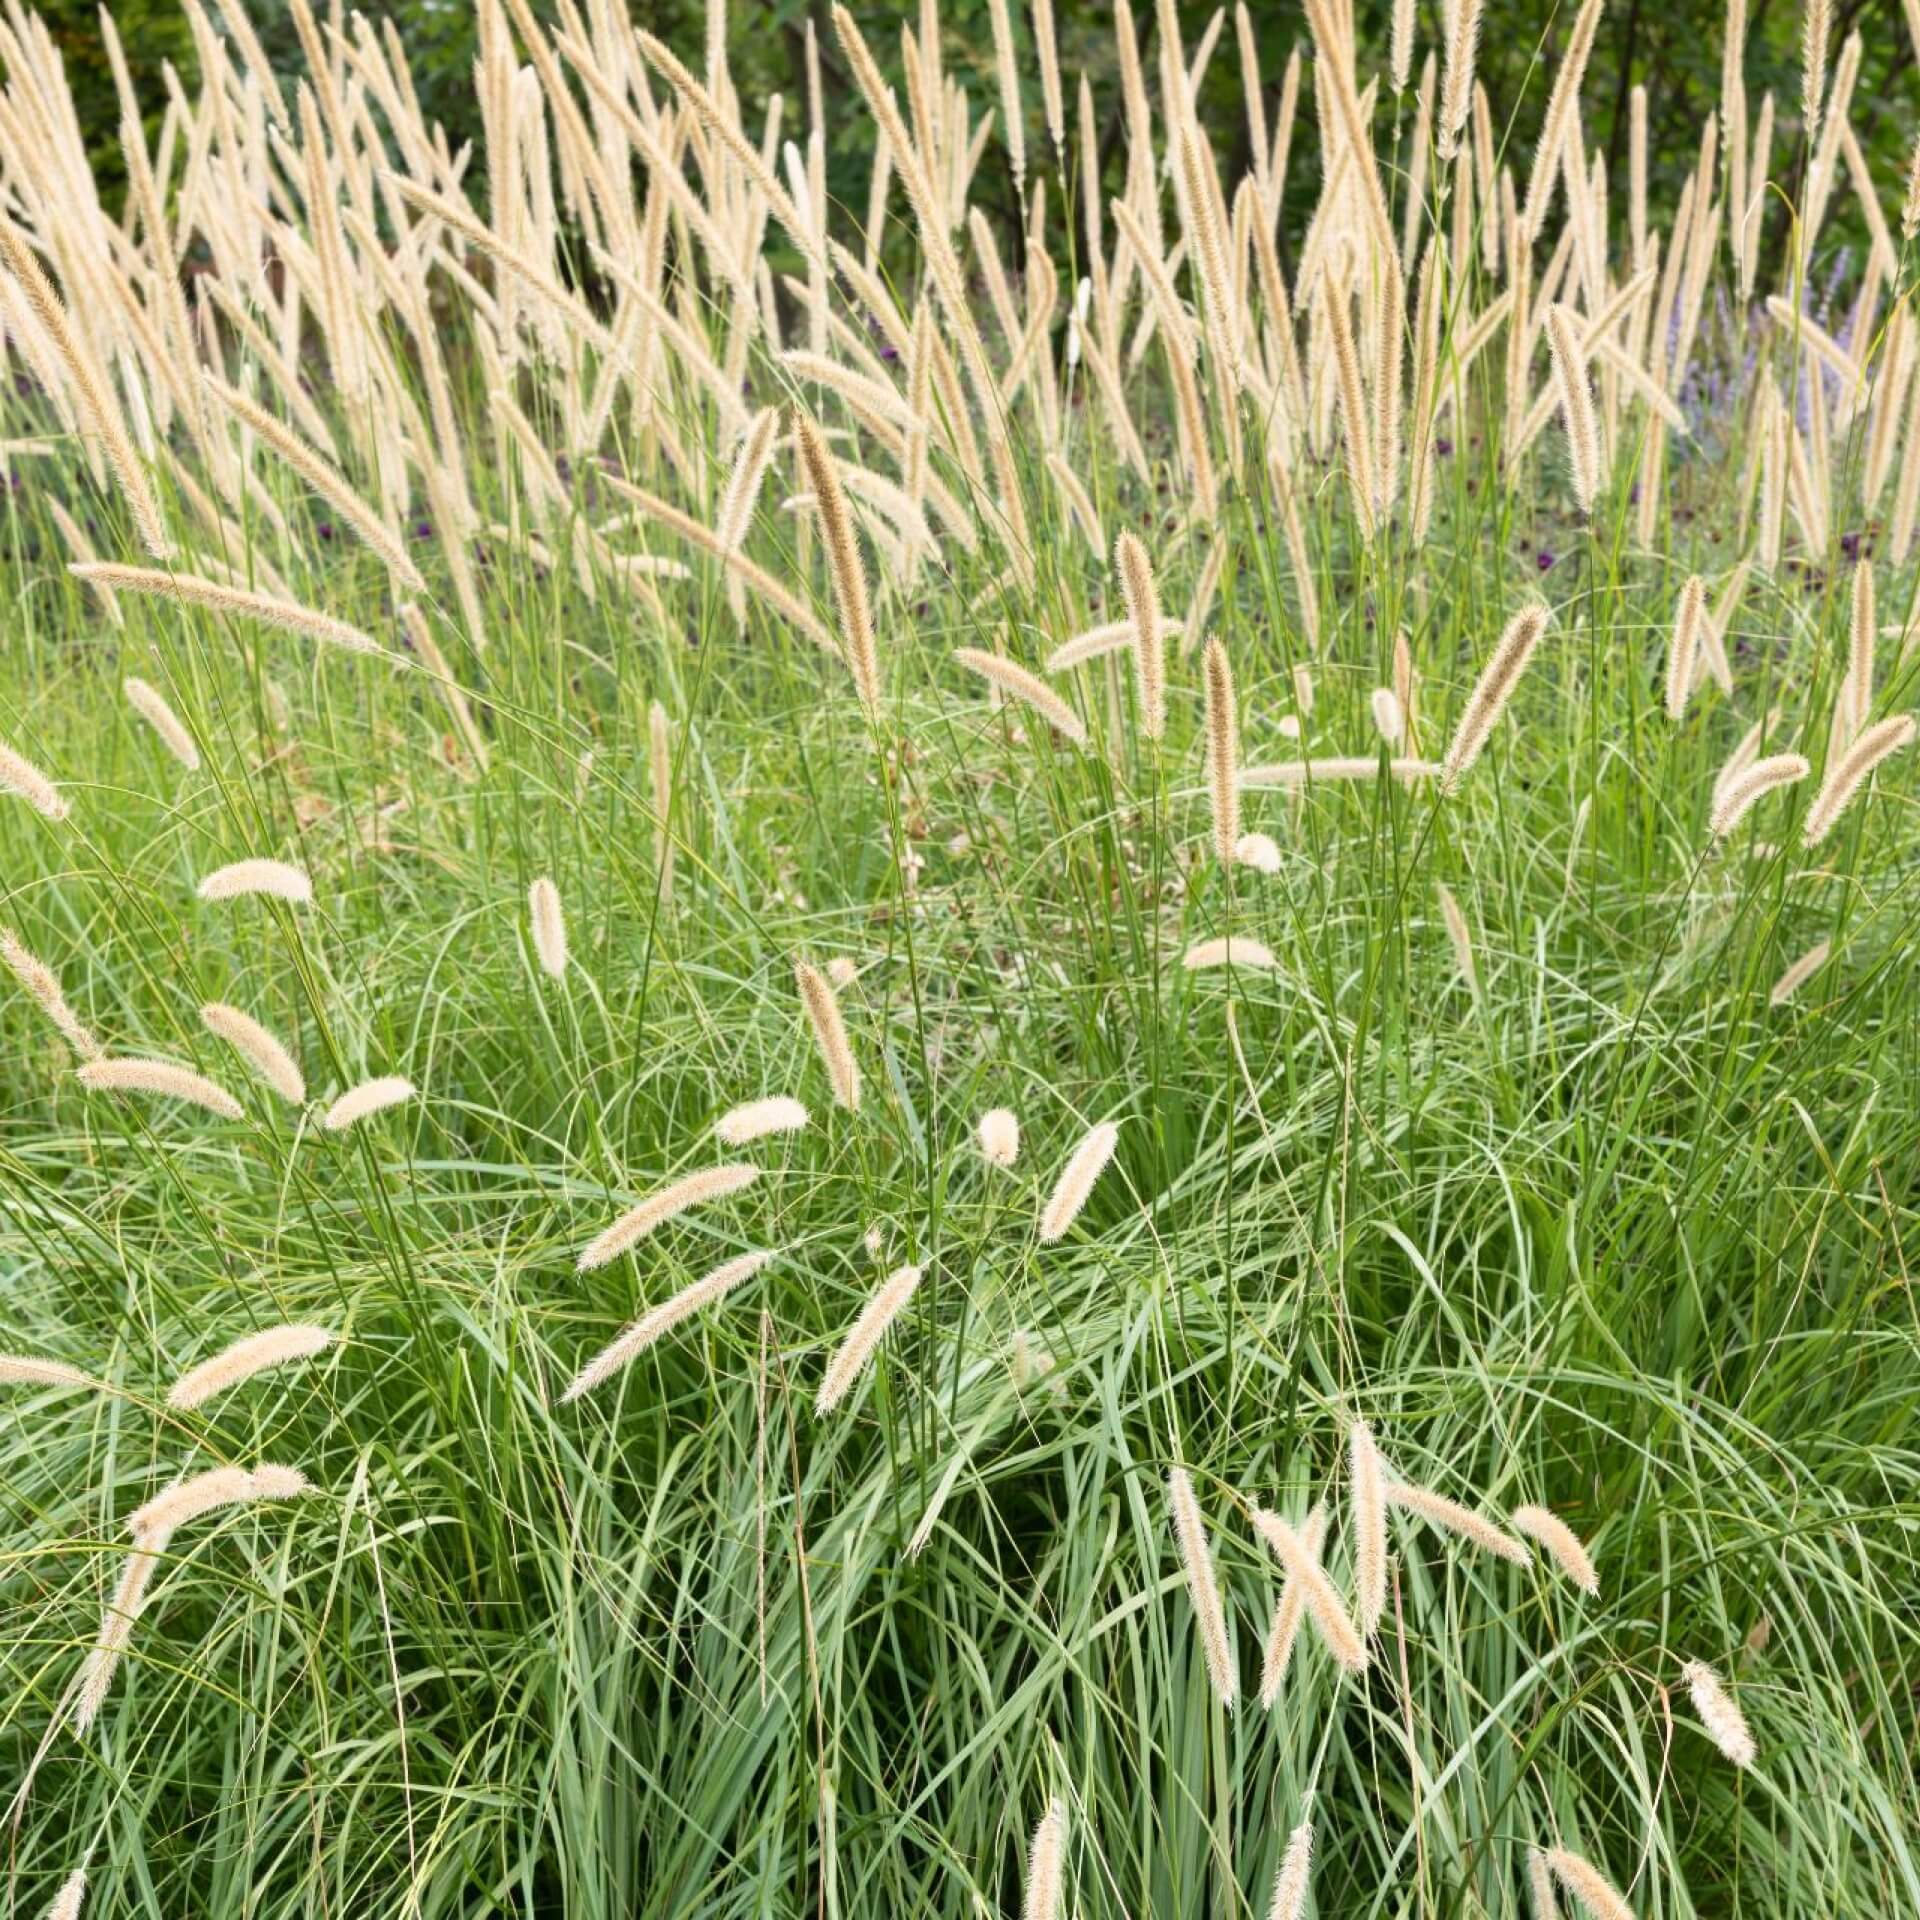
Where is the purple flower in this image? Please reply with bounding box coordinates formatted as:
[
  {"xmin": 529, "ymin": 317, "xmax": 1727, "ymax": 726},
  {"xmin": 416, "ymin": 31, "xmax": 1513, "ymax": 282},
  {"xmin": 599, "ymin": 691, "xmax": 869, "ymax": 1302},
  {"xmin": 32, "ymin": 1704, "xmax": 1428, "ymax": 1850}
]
[{"xmin": 1536, "ymin": 549, "xmax": 1556, "ymax": 572}]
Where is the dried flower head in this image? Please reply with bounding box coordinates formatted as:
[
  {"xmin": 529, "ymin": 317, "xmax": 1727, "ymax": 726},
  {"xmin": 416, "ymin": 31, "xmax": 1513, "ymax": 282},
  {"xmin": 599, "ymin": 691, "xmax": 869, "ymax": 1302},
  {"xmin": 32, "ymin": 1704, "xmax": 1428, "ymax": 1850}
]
[
  {"xmin": 1249, "ymin": 1507, "xmax": 1370, "ymax": 1673},
  {"xmin": 200, "ymin": 1003, "xmax": 304, "ymax": 1104},
  {"xmin": 978, "ymin": 1107, "xmax": 1020, "ymax": 1167},
  {"xmin": 321, "ymin": 1075, "xmax": 415, "ymax": 1132},
  {"xmin": 0, "ymin": 740, "xmax": 68, "ymax": 821},
  {"xmin": 816, "ymin": 1263, "xmax": 921, "ymax": 1412},
  {"xmin": 1259, "ymin": 1503, "xmax": 1328, "ymax": 1707},
  {"xmin": 528, "ymin": 876, "xmax": 568, "ymax": 978},
  {"xmin": 1544, "ymin": 1846, "xmax": 1635, "ymax": 1920},
  {"xmin": 1, "ymin": 927, "xmax": 100, "ymax": 1060},
  {"xmin": 167, "ymin": 1325, "xmax": 332, "ymax": 1410},
  {"xmin": 576, "ymin": 1164, "xmax": 759, "ymax": 1271},
  {"xmin": 796, "ymin": 958, "xmax": 860, "ymax": 1111},
  {"xmin": 562, "ymin": 1251, "xmax": 774, "ymax": 1402},
  {"xmin": 1114, "ymin": 530, "xmax": 1165, "ymax": 740},
  {"xmin": 1510, "ymin": 1504, "xmax": 1600, "ymax": 1595},
  {"xmin": 77, "ymin": 1057, "xmax": 243, "ymax": 1121},
  {"xmin": 197, "ymin": 860, "xmax": 312, "ymax": 905},
  {"xmin": 1443, "ymin": 604, "xmax": 1551, "ymax": 790},
  {"xmin": 1168, "ymin": 1467, "xmax": 1238, "ymax": 1708},
  {"xmin": 1266, "ymin": 1820, "xmax": 1315, "ymax": 1920},
  {"xmin": 1182, "ymin": 937, "xmax": 1279, "ymax": 971},
  {"xmin": 715, "ymin": 1096, "xmax": 810, "ymax": 1145},
  {"xmin": 1023, "ymin": 1797, "xmax": 1067, "ymax": 1920},
  {"xmin": 123, "ymin": 678, "xmax": 201, "ymax": 769},
  {"xmin": 1350, "ymin": 1420, "xmax": 1387, "ymax": 1637},
  {"xmin": 1683, "ymin": 1658, "xmax": 1757, "ymax": 1768},
  {"xmin": 1038, "ymin": 1120, "xmax": 1120, "ymax": 1242}
]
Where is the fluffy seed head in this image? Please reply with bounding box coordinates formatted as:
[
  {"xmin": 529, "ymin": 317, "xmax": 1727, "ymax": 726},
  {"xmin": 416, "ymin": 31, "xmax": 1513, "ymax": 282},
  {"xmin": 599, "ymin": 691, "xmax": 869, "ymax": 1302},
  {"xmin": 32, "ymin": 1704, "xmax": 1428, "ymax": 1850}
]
[
  {"xmin": 123, "ymin": 678, "xmax": 200, "ymax": 769},
  {"xmin": 167, "ymin": 1325, "xmax": 332, "ymax": 1410},
  {"xmin": 0, "ymin": 1353, "xmax": 93, "ymax": 1390},
  {"xmin": 69, "ymin": 566, "xmax": 382, "ymax": 657},
  {"xmin": 576, "ymin": 1164, "xmax": 759, "ymax": 1271},
  {"xmin": 1769, "ymin": 938, "xmax": 1831, "ymax": 1005},
  {"xmin": 77, "ymin": 1057, "xmax": 243, "ymax": 1121},
  {"xmin": 197, "ymin": 860, "xmax": 312, "ymax": 905},
  {"xmin": 792, "ymin": 407, "xmax": 879, "ymax": 711},
  {"xmin": 128, "ymin": 1462, "xmax": 309, "ymax": 1542},
  {"xmin": 1350, "ymin": 1420, "xmax": 1388, "ymax": 1637},
  {"xmin": 1666, "ymin": 576, "xmax": 1708, "ymax": 721},
  {"xmin": 953, "ymin": 648, "xmax": 1087, "ymax": 747},
  {"xmin": 1544, "ymin": 305, "xmax": 1604, "ymax": 513},
  {"xmin": 1710, "ymin": 752, "xmax": 1810, "ymax": 836},
  {"xmin": 0, "ymin": 740, "xmax": 68, "ymax": 820},
  {"xmin": 715, "ymin": 1096, "xmax": 809, "ymax": 1145},
  {"xmin": 1235, "ymin": 832, "xmax": 1282, "ymax": 873},
  {"xmin": 75, "ymin": 1544, "xmax": 161, "ymax": 1731},
  {"xmin": 1259, "ymin": 1503, "xmax": 1328, "ymax": 1707},
  {"xmin": 1683, "ymin": 1658, "xmax": 1757, "ymax": 1768},
  {"xmin": 1266, "ymin": 1820, "xmax": 1315, "ymax": 1920},
  {"xmin": 978, "ymin": 1107, "xmax": 1020, "ymax": 1167},
  {"xmin": 1544, "ymin": 1847, "xmax": 1636, "ymax": 1920},
  {"xmin": 816, "ymin": 1263, "xmax": 921, "ymax": 1413},
  {"xmin": 795, "ymin": 958, "xmax": 860, "ymax": 1111},
  {"xmin": 1203, "ymin": 639, "xmax": 1239, "ymax": 864},
  {"xmin": 528, "ymin": 876, "xmax": 568, "ymax": 977},
  {"xmin": 200, "ymin": 1003, "xmax": 304, "ymax": 1103},
  {"xmin": 1510, "ymin": 1504, "xmax": 1600, "ymax": 1595},
  {"xmin": 1023, "ymin": 1798, "xmax": 1067, "ymax": 1920},
  {"xmin": 1182, "ymin": 936, "xmax": 1278, "ymax": 971},
  {"xmin": 1168, "ymin": 1467, "xmax": 1238, "ymax": 1708},
  {"xmin": 1249, "ymin": 1507, "xmax": 1370, "ymax": 1673},
  {"xmin": 1387, "ymin": 1480, "xmax": 1532, "ymax": 1564},
  {"xmin": 562, "ymin": 1251, "xmax": 774, "ymax": 1402},
  {"xmin": 1803, "ymin": 714, "xmax": 1916, "ymax": 847},
  {"xmin": 320, "ymin": 1075, "xmax": 415, "ymax": 1132},
  {"xmin": 41, "ymin": 1867, "xmax": 87, "ymax": 1920},
  {"xmin": 1437, "ymin": 884, "xmax": 1479, "ymax": 997},
  {"xmin": 1443, "ymin": 603, "xmax": 1551, "ymax": 790},
  {"xmin": 1114, "ymin": 530, "xmax": 1165, "ymax": 739},
  {"xmin": 1, "ymin": 927, "xmax": 100, "ymax": 1060},
  {"xmin": 1371, "ymin": 687, "xmax": 1405, "ymax": 744},
  {"xmin": 1038, "ymin": 1119, "xmax": 1120, "ymax": 1242}
]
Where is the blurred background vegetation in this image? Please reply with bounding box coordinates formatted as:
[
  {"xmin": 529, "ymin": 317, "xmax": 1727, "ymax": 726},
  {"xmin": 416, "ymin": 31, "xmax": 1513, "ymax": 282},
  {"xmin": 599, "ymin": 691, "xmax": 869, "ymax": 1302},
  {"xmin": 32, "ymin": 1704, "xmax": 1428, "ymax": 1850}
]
[{"xmin": 25, "ymin": 0, "xmax": 1918, "ymax": 282}]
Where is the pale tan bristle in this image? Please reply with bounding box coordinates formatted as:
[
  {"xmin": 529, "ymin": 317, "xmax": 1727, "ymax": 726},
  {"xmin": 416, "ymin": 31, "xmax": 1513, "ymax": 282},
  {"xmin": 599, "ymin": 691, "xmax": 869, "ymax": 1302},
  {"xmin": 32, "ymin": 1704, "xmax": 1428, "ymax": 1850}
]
[
  {"xmin": 1543, "ymin": 1847, "xmax": 1636, "ymax": 1920},
  {"xmin": 1710, "ymin": 752, "xmax": 1808, "ymax": 837},
  {"xmin": 1249, "ymin": 1507, "xmax": 1369, "ymax": 1674},
  {"xmin": 1203, "ymin": 639, "xmax": 1239, "ymax": 866},
  {"xmin": 1510, "ymin": 1504, "xmax": 1600, "ymax": 1595},
  {"xmin": 167, "ymin": 1325, "xmax": 332, "ymax": 1410},
  {"xmin": 196, "ymin": 859, "xmax": 313, "ymax": 905},
  {"xmin": 2, "ymin": 927, "xmax": 101, "ymax": 1060},
  {"xmin": 563, "ymin": 1251, "xmax": 775, "ymax": 1402},
  {"xmin": 528, "ymin": 877, "xmax": 569, "ymax": 979},
  {"xmin": 795, "ymin": 959, "xmax": 860, "ymax": 1111},
  {"xmin": 1442, "ymin": 604, "xmax": 1552, "ymax": 790},
  {"xmin": 200, "ymin": 1003, "xmax": 305, "ymax": 1104},
  {"xmin": 1114, "ymin": 531, "xmax": 1166, "ymax": 740},
  {"xmin": 715, "ymin": 1096, "xmax": 809, "ymax": 1146},
  {"xmin": 77, "ymin": 1057, "xmax": 243, "ymax": 1121},
  {"xmin": 815, "ymin": 1263, "xmax": 921, "ymax": 1413},
  {"xmin": 1682, "ymin": 1658, "xmax": 1757, "ymax": 1768},
  {"xmin": 1168, "ymin": 1467, "xmax": 1238, "ymax": 1708},
  {"xmin": 1803, "ymin": 714, "xmax": 1916, "ymax": 847},
  {"xmin": 953, "ymin": 649, "xmax": 1087, "ymax": 747},
  {"xmin": 122, "ymin": 678, "xmax": 201, "ymax": 770},
  {"xmin": 321, "ymin": 1075, "xmax": 416, "ymax": 1133},
  {"xmin": 69, "ymin": 566, "xmax": 382, "ymax": 658},
  {"xmin": 1350, "ymin": 1420, "xmax": 1387, "ymax": 1637},
  {"xmin": 1022, "ymin": 1797, "xmax": 1067, "ymax": 1920},
  {"xmin": 977, "ymin": 1107, "xmax": 1020, "ymax": 1167},
  {"xmin": 1386, "ymin": 1479, "xmax": 1531, "ymax": 1564},
  {"xmin": 1039, "ymin": 1119, "xmax": 1120, "ymax": 1243},
  {"xmin": 576, "ymin": 1164, "xmax": 759, "ymax": 1272},
  {"xmin": 0, "ymin": 740, "xmax": 68, "ymax": 821}
]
